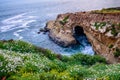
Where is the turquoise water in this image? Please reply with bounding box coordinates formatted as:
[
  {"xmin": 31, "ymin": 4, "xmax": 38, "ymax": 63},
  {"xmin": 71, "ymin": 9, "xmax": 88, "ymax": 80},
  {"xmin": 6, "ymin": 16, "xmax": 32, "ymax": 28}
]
[{"xmin": 0, "ymin": 0, "xmax": 120, "ymax": 55}]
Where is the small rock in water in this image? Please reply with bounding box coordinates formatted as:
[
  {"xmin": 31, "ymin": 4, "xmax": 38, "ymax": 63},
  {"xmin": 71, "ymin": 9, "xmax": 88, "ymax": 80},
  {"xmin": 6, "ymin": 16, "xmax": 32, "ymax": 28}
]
[
  {"xmin": 37, "ymin": 31, "xmax": 41, "ymax": 34},
  {"xmin": 40, "ymin": 28, "xmax": 45, "ymax": 32},
  {"xmin": 38, "ymin": 28, "xmax": 48, "ymax": 34}
]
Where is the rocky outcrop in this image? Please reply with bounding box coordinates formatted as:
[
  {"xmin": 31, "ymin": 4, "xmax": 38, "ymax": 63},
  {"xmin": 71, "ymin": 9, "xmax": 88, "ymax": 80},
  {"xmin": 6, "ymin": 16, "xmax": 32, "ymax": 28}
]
[
  {"xmin": 46, "ymin": 9, "xmax": 120, "ymax": 63},
  {"xmin": 46, "ymin": 20, "xmax": 76, "ymax": 47}
]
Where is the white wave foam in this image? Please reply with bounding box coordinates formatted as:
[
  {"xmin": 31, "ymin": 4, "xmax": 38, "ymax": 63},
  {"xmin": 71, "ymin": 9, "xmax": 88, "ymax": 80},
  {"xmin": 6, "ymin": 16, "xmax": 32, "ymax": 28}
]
[
  {"xmin": 13, "ymin": 30, "xmax": 24, "ymax": 39},
  {"xmin": 0, "ymin": 25, "xmax": 15, "ymax": 32},
  {"xmin": 6, "ymin": 19, "xmax": 23, "ymax": 24},
  {"xmin": 28, "ymin": 16, "xmax": 36, "ymax": 19},
  {"xmin": 81, "ymin": 46, "xmax": 94, "ymax": 55},
  {"xmin": 0, "ymin": 13, "xmax": 36, "ymax": 33},
  {"xmin": 2, "ymin": 13, "xmax": 26, "ymax": 24},
  {"xmin": 12, "ymin": 19, "xmax": 36, "ymax": 39},
  {"xmin": 21, "ymin": 20, "xmax": 36, "ymax": 27}
]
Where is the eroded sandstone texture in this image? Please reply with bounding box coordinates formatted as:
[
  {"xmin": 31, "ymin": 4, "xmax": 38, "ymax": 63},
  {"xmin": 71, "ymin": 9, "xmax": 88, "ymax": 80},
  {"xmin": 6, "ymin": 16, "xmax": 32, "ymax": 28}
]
[{"xmin": 46, "ymin": 11, "xmax": 120, "ymax": 63}]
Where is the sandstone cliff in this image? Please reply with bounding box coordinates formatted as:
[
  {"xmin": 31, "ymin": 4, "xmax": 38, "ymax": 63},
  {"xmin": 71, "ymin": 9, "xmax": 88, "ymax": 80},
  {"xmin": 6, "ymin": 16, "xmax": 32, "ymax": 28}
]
[{"xmin": 46, "ymin": 8, "xmax": 120, "ymax": 63}]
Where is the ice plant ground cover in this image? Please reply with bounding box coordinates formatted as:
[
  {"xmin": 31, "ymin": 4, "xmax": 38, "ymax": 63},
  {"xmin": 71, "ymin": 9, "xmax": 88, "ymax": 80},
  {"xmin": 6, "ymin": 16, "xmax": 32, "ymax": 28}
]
[{"xmin": 0, "ymin": 40, "xmax": 120, "ymax": 80}]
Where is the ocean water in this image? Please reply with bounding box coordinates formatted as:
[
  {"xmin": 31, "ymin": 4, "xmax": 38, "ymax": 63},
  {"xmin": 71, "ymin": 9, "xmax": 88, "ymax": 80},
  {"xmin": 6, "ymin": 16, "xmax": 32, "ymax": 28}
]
[{"xmin": 0, "ymin": 0, "xmax": 120, "ymax": 55}]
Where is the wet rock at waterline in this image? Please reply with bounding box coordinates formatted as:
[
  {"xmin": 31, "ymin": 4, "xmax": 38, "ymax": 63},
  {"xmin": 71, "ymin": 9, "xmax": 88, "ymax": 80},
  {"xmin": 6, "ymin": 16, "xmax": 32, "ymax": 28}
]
[
  {"xmin": 46, "ymin": 8, "xmax": 120, "ymax": 63},
  {"xmin": 37, "ymin": 28, "xmax": 49, "ymax": 34}
]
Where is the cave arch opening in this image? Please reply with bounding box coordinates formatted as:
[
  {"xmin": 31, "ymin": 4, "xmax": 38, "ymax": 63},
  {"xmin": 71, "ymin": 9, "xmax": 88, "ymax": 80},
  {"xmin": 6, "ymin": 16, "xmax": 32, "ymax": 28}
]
[
  {"xmin": 74, "ymin": 26, "xmax": 85, "ymax": 36},
  {"xmin": 73, "ymin": 25, "xmax": 91, "ymax": 47}
]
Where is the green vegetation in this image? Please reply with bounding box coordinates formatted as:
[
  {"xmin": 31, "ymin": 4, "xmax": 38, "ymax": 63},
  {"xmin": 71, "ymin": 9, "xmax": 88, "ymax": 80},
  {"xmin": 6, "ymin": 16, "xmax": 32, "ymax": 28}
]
[
  {"xmin": 110, "ymin": 23, "xmax": 120, "ymax": 37},
  {"xmin": 0, "ymin": 40, "xmax": 120, "ymax": 80},
  {"xmin": 0, "ymin": 40, "xmax": 57, "ymax": 60},
  {"xmin": 59, "ymin": 15, "xmax": 69, "ymax": 25},
  {"xmin": 93, "ymin": 22, "xmax": 120, "ymax": 37},
  {"xmin": 109, "ymin": 44, "xmax": 113, "ymax": 48},
  {"xmin": 92, "ymin": 7, "xmax": 120, "ymax": 14},
  {"xmin": 111, "ymin": 27, "xmax": 118, "ymax": 36},
  {"xmin": 94, "ymin": 22, "xmax": 106, "ymax": 30},
  {"xmin": 114, "ymin": 48, "xmax": 120, "ymax": 57}
]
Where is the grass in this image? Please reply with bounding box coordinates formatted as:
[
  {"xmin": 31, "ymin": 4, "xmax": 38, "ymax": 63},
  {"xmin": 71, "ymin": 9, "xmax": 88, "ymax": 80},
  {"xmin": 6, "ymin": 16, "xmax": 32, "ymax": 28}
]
[
  {"xmin": 0, "ymin": 40, "xmax": 120, "ymax": 80},
  {"xmin": 92, "ymin": 7, "xmax": 120, "ymax": 14}
]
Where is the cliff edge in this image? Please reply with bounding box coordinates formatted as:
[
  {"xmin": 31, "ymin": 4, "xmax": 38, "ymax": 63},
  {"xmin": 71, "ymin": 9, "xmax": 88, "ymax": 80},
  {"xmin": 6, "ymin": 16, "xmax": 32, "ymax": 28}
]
[{"xmin": 46, "ymin": 8, "xmax": 120, "ymax": 63}]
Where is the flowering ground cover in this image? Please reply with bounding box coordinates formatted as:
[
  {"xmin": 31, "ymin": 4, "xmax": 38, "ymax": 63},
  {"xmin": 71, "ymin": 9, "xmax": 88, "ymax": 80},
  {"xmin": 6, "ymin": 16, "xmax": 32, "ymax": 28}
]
[{"xmin": 0, "ymin": 40, "xmax": 120, "ymax": 80}]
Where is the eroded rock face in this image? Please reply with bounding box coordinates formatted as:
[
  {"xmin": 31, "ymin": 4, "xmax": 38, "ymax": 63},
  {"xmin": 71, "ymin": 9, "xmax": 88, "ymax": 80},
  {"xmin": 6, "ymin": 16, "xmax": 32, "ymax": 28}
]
[
  {"xmin": 46, "ymin": 20, "xmax": 76, "ymax": 47},
  {"xmin": 46, "ymin": 11, "xmax": 120, "ymax": 63}
]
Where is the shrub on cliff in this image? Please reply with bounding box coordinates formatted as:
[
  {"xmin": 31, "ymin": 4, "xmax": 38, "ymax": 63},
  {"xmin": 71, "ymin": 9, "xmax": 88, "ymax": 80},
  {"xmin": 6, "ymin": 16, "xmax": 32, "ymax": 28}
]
[
  {"xmin": 114, "ymin": 48, "xmax": 120, "ymax": 57},
  {"xmin": 70, "ymin": 53, "xmax": 106, "ymax": 66},
  {"xmin": 59, "ymin": 15, "xmax": 69, "ymax": 25}
]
